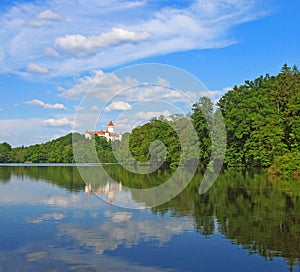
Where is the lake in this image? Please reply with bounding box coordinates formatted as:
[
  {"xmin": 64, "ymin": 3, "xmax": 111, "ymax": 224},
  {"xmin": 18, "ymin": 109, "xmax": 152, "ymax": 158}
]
[{"xmin": 0, "ymin": 165, "xmax": 300, "ymax": 271}]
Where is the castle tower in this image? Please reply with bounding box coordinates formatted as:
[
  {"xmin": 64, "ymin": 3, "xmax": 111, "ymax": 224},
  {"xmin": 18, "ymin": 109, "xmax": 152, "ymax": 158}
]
[{"xmin": 107, "ymin": 121, "xmax": 114, "ymax": 133}]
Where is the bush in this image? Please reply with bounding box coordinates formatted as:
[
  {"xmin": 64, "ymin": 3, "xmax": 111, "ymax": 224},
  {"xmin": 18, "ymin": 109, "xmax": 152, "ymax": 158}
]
[{"xmin": 268, "ymin": 152, "xmax": 300, "ymax": 177}]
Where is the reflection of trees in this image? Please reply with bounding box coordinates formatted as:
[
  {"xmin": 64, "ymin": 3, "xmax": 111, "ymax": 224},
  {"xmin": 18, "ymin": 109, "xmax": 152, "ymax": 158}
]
[
  {"xmin": 152, "ymin": 170, "xmax": 300, "ymax": 270},
  {"xmin": 90, "ymin": 164, "xmax": 300, "ymax": 267},
  {"xmin": 7, "ymin": 166, "xmax": 85, "ymax": 191},
  {"xmin": 0, "ymin": 166, "xmax": 12, "ymax": 183},
  {"xmin": 214, "ymin": 171, "xmax": 300, "ymax": 270}
]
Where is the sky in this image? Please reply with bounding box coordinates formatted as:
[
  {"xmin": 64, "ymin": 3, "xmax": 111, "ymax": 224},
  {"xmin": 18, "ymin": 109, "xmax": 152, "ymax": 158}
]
[{"xmin": 0, "ymin": 0, "xmax": 299, "ymax": 147}]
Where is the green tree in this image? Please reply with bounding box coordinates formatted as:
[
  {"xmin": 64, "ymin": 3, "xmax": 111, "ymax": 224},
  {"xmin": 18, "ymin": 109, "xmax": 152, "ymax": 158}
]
[
  {"xmin": 191, "ymin": 96, "xmax": 213, "ymax": 167},
  {"xmin": 0, "ymin": 142, "xmax": 12, "ymax": 162},
  {"xmin": 217, "ymin": 64, "xmax": 299, "ymax": 168}
]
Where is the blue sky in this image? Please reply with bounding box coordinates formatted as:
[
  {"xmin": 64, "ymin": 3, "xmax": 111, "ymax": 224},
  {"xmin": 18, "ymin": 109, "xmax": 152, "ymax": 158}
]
[{"xmin": 0, "ymin": 0, "xmax": 299, "ymax": 147}]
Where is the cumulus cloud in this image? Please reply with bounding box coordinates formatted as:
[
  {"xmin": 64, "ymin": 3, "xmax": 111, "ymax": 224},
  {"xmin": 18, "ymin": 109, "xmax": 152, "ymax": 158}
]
[
  {"xmin": 58, "ymin": 71, "xmax": 195, "ymax": 106},
  {"xmin": 0, "ymin": 118, "xmax": 66, "ymax": 147},
  {"xmin": 74, "ymin": 105, "xmax": 85, "ymax": 111},
  {"xmin": 38, "ymin": 9, "xmax": 62, "ymax": 21},
  {"xmin": 55, "ymin": 28, "xmax": 151, "ymax": 57},
  {"xmin": 105, "ymin": 101, "xmax": 132, "ymax": 112},
  {"xmin": 28, "ymin": 9, "xmax": 63, "ymax": 27},
  {"xmin": 0, "ymin": 0, "xmax": 269, "ymax": 77},
  {"xmin": 25, "ymin": 99, "xmax": 67, "ymax": 110},
  {"xmin": 57, "ymin": 70, "xmax": 105, "ymax": 99},
  {"xmin": 58, "ymin": 70, "xmax": 138, "ymax": 100},
  {"xmin": 27, "ymin": 63, "xmax": 48, "ymax": 74},
  {"xmin": 44, "ymin": 47, "xmax": 59, "ymax": 57},
  {"xmin": 91, "ymin": 105, "xmax": 100, "ymax": 111},
  {"xmin": 115, "ymin": 118, "xmax": 141, "ymax": 132},
  {"xmin": 136, "ymin": 110, "xmax": 171, "ymax": 120},
  {"xmin": 43, "ymin": 117, "xmax": 76, "ymax": 127},
  {"xmin": 199, "ymin": 86, "xmax": 232, "ymax": 104}
]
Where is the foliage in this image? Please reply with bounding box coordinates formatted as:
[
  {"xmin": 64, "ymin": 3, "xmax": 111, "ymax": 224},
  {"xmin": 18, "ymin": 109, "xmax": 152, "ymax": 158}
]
[
  {"xmin": 218, "ymin": 64, "xmax": 300, "ymax": 168},
  {"xmin": 2, "ymin": 133, "xmax": 117, "ymax": 163},
  {"xmin": 128, "ymin": 117, "xmax": 181, "ymax": 167},
  {"xmin": 269, "ymin": 152, "xmax": 300, "ymax": 177},
  {"xmin": 190, "ymin": 96, "xmax": 213, "ymax": 167},
  {"xmin": 0, "ymin": 142, "xmax": 12, "ymax": 162}
]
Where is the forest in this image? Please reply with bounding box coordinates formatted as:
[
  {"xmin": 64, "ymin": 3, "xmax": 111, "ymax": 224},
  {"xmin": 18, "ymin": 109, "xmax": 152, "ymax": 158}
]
[{"xmin": 0, "ymin": 64, "xmax": 299, "ymax": 176}]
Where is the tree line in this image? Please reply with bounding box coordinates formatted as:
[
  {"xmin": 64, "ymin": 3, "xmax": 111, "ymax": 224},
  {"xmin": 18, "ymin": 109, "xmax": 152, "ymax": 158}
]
[
  {"xmin": 0, "ymin": 133, "xmax": 116, "ymax": 164},
  {"xmin": 0, "ymin": 64, "xmax": 299, "ymax": 175},
  {"xmin": 123, "ymin": 64, "xmax": 299, "ymax": 175}
]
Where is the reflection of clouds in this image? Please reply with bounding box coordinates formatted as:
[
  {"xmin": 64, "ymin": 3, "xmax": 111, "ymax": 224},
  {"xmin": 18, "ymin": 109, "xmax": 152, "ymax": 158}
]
[
  {"xmin": 2, "ymin": 246, "xmax": 174, "ymax": 272},
  {"xmin": 59, "ymin": 213, "xmax": 193, "ymax": 254},
  {"xmin": 28, "ymin": 213, "xmax": 64, "ymax": 223},
  {"xmin": 105, "ymin": 211, "xmax": 132, "ymax": 223},
  {"xmin": 44, "ymin": 195, "xmax": 82, "ymax": 207},
  {"xmin": 0, "ymin": 176, "xmax": 107, "ymax": 210},
  {"xmin": 26, "ymin": 251, "xmax": 48, "ymax": 262}
]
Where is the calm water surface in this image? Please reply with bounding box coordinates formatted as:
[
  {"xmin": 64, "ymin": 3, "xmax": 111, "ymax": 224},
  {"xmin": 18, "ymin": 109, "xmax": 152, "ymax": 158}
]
[{"xmin": 0, "ymin": 165, "xmax": 300, "ymax": 272}]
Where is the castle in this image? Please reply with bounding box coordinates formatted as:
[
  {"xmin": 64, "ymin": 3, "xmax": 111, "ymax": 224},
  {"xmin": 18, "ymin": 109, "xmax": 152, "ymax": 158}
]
[{"xmin": 85, "ymin": 121, "xmax": 123, "ymax": 141}]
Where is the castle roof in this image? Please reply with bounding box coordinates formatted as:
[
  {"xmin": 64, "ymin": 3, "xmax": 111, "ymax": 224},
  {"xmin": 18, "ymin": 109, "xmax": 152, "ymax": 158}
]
[{"xmin": 108, "ymin": 121, "xmax": 114, "ymax": 127}]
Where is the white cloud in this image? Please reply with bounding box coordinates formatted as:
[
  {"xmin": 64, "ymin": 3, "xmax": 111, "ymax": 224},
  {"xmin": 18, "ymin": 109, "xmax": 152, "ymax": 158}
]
[
  {"xmin": 0, "ymin": 118, "xmax": 48, "ymax": 146},
  {"xmin": 55, "ymin": 28, "xmax": 151, "ymax": 57},
  {"xmin": 58, "ymin": 70, "xmax": 138, "ymax": 100},
  {"xmin": 59, "ymin": 71, "xmax": 195, "ymax": 107},
  {"xmin": 0, "ymin": 0, "xmax": 269, "ymax": 77},
  {"xmin": 136, "ymin": 110, "xmax": 171, "ymax": 120},
  {"xmin": 57, "ymin": 70, "xmax": 105, "ymax": 99},
  {"xmin": 44, "ymin": 47, "xmax": 59, "ymax": 57},
  {"xmin": 74, "ymin": 105, "xmax": 85, "ymax": 111},
  {"xmin": 66, "ymin": 71, "xmax": 199, "ymax": 134},
  {"xmin": 91, "ymin": 105, "xmax": 100, "ymax": 111},
  {"xmin": 43, "ymin": 117, "xmax": 76, "ymax": 127},
  {"xmin": 199, "ymin": 86, "xmax": 232, "ymax": 104},
  {"xmin": 115, "ymin": 118, "xmax": 140, "ymax": 132},
  {"xmin": 25, "ymin": 99, "xmax": 67, "ymax": 110},
  {"xmin": 28, "ymin": 9, "xmax": 63, "ymax": 27},
  {"xmin": 105, "ymin": 101, "xmax": 132, "ymax": 112},
  {"xmin": 27, "ymin": 63, "xmax": 48, "ymax": 74},
  {"xmin": 37, "ymin": 9, "xmax": 62, "ymax": 21}
]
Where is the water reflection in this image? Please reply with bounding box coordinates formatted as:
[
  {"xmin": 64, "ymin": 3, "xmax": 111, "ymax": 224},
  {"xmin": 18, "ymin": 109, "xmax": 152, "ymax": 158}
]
[
  {"xmin": 59, "ymin": 211, "xmax": 193, "ymax": 254},
  {"xmin": 0, "ymin": 165, "xmax": 299, "ymax": 271},
  {"xmin": 85, "ymin": 181, "xmax": 122, "ymax": 204}
]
